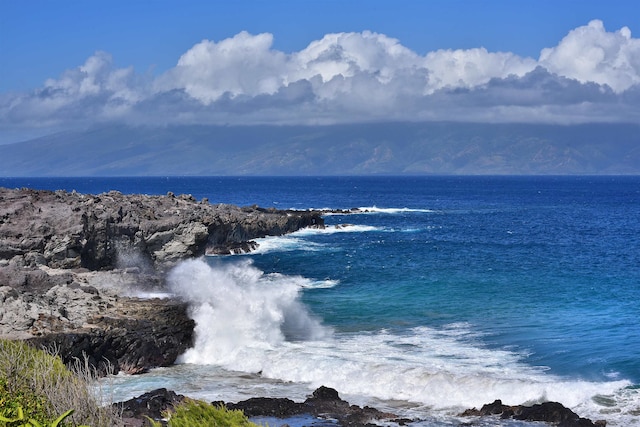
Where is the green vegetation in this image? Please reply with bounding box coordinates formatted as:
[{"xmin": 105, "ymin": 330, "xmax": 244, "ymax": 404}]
[
  {"xmin": 0, "ymin": 407, "xmax": 83, "ymax": 427},
  {"xmin": 147, "ymin": 399, "xmax": 259, "ymax": 427},
  {"xmin": 0, "ymin": 339, "xmax": 121, "ymax": 427}
]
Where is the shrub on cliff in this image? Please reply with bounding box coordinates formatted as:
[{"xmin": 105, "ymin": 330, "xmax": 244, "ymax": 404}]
[
  {"xmin": 148, "ymin": 399, "xmax": 259, "ymax": 427},
  {"xmin": 0, "ymin": 339, "xmax": 122, "ymax": 427}
]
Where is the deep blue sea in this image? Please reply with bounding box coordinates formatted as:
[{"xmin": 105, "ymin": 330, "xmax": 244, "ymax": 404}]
[{"xmin": 2, "ymin": 176, "xmax": 639, "ymax": 426}]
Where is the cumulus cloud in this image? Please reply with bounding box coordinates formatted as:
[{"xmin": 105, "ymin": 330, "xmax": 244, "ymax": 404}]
[
  {"xmin": 539, "ymin": 20, "xmax": 640, "ymax": 92},
  {"xmin": 156, "ymin": 31, "xmax": 287, "ymax": 103},
  {"xmin": 2, "ymin": 20, "xmax": 640, "ymax": 137}
]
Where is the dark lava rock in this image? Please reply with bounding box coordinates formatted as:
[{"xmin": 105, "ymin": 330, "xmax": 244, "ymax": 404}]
[
  {"xmin": 116, "ymin": 388, "xmax": 186, "ymax": 427},
  {"xmin": 227, "ymin": 397, "xmax": 306, "ymax": 418},
  {"xmin": 461, "ymin": 399, "xmax": 606, "ymax": 427},
  {"xmin": 226, "ymin": 386, "xmax": 399, "ymax": 427},
  {"xmin": 27, "ymin": 298, "xmax": 194, "ymax": 375}
]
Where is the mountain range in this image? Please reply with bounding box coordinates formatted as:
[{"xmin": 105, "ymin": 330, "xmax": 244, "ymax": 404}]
[{"xmin": 1, "ymin": 122, "xmax": 639, "ymax": 176}]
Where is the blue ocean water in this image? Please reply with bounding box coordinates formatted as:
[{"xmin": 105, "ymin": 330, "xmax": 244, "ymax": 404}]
[{"xmin": 2, "ymin": 176, "xmax": 639, "ymax": 425}]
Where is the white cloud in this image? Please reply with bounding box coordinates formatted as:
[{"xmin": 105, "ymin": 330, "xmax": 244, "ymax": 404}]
[
  {"xmin": 539, "ymin": 20, "xmax": 640, "ymax": 92},
  {"xmin": 290, "ymin": 31, "xmax": 419, "ymax": 84},
  {"xmin": 423, "ymin": 48, "xmax": 536, "ymax": 92},
  {"xmin": 2, "ymin": 20, "xmax": 640, "ymax": 138},
  {"xmin": 156, "ymin": 31, "xmax": 287, "ymax": 103},
  {"xmin": 43, "ymin": 51, "xmax": 141, "ymax": 103}
]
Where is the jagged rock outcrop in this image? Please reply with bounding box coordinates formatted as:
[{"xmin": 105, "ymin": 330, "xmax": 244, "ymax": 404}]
[
  {"xmin": 461, "ymin": 399, "xmax": 606, "ymax": 427},
  {"xmin": 0, "ymin": 264, "xmax": 193, "ymax": 374},
  {"xmin": 0, "ymin": 187, "xmax": 323, "ymax": 270},
  {"xmin": 0, "ymin": 187, "xmax": 323, "ymax": 374},
  {"xmin": 225, "ymin": 386, "xmax": 402, "ymax": 427}
]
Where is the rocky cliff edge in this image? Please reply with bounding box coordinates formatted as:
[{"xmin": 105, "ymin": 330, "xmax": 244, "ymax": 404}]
[{"xmin": 0, "ymin": 187, "xmax": 323, "ymax": 373}]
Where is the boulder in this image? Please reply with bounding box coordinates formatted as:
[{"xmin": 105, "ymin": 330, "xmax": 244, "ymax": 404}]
[{"xmin": 116, "ymin": 388, "xmax": 186, "ymax": 427}]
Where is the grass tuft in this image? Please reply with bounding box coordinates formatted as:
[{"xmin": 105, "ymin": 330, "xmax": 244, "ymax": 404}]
[
  {"xmin": 0, "ymin": 339, "xmax": 122, "ymax": 427},
  {"xmin": 147, "ymin": 399, "xmax": 260, "ymax": 427}
]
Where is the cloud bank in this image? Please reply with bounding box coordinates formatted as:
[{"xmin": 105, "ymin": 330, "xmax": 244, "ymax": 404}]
[{"xmin": 2, "ymin": 19, "xmax": 640, "ymax": 136}]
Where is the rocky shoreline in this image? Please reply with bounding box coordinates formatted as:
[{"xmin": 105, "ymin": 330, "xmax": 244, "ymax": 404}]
[
  {"xmin": 118, "ymin": 386, "xmax": 606, "ymax": 427},
  {"xmin": 0, "ymin": 186, "xmax": 322, "ymax": 373},
  {"xmin": 0, "ymin": 187, "xmax": 606, "ymax": 427}
]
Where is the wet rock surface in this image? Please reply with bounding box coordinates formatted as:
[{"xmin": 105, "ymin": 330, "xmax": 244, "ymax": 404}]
[{"xmin": 118, "ymin": 388, "xmax": 609, "ymax": 427}]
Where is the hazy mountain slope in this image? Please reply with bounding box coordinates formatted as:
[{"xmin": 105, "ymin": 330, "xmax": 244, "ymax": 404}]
[{"xmin": 1, "ymin": 122, "xmax": 638, "ymax": 176}]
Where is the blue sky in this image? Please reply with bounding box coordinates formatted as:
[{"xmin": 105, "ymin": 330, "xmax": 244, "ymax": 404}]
[{"xmin": 1, "ymin": 0, "xmax": 639, "ymax": 143}]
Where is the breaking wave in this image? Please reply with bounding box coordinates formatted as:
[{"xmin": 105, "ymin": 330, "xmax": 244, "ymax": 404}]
[{"xmin": 164, "ymin": 258, "xmax": 637, "ymax": 425}]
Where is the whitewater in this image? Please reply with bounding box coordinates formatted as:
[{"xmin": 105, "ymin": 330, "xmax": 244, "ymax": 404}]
[
  {"xmin": 108, "ymin": 251, "xmax": 638, "ymax": 426},
  {"xmin": 111, "ymin": 206, "xmax": 639, "ymax": 425}
]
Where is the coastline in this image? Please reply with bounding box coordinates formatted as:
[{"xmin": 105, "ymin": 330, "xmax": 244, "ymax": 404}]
[
  {"xmin": 0, "ymin": 186, "xmax": 609, "ymax": 427},
  {"xmin": 0, "ymin": 186, "xmax": 322, "ymax": 374}
]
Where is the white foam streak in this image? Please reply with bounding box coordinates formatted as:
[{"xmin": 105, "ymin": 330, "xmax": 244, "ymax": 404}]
[
  {"xmin": 251, "ymin": 235, "xmax": 324, "ymax": 254},
  {"xmin": 293, "ymin": 224, "xmax": 380, "ymax": 235},
  {"xmin": 355, "ymin": 206, "xmax": 436, "ymax": 214},
  {"xmin": 133, "ymin": 291, "xmax": 174, "ymax": 299},
  {"xmin": 249, "ymin": 224, "xmax": 379, "ymax": 254}
]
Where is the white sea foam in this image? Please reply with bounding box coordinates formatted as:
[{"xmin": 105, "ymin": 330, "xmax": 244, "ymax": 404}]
[
  {"xmin": 162, "ymin": 259, "xmax": 638, "ymax": 426},
  {"xmin": 250, "ymin": 235, "xmax": 325, "ymax": 254},
  {"xmin": 292, "ymin": 224, "xmax": 380, "ymax": 235},
  {"xmin": 167, "ymin": 259, "xmax": 331, "ymax": 368},
  {"xmin": 249, "ymin": 224, "xmax": 380, "ymax": 254},
  {"xmin": 133, "ymin": 291, "xmax": 174, "ymax": 299},
  {"xmin": 354, "ymin": 206, "xmax": 436, "ymax": 214},
  {"xmin": 316, "ymin": 207, "xmax": 436, "ymax": 216}
]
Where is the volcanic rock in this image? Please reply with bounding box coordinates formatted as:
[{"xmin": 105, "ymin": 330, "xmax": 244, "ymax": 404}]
[
  {"xmin": 116, "ymin": 388, "xmax": 186, "ymax": 427},
  {"xmin": 461, "ymin": 399, "xmax": 606, "ymax": 427},
  {"xmin": 226, "ymin": 386, "xmax": 399, "ymax": 427},
  {"xmin": 0, "ymin": 187, "xmax": 324, "ymax": 270},
  {"xmin": 0, "ymin": 187, "xmax": 323, "ymax": 374}
]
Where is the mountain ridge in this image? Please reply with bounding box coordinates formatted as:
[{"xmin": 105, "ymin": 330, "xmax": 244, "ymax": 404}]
[{"xmin": 1, "ymin": 122, "xmax": 639, "ymax": 176}]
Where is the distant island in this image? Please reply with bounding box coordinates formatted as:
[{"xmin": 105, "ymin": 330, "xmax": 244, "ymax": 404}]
[{"xmin": 1, "ymin": 122, "xmax": 639, "ymax": 176}]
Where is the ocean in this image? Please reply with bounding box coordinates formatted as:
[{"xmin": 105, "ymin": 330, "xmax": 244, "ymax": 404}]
[{"xmin": 2, "ymin": 176, "xmax": 639, "ymax": 426}]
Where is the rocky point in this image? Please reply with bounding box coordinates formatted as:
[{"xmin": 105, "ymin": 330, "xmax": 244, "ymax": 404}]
[{"xmin": 0, "ymin": 187, "xmax": 323, "ymax": 374}]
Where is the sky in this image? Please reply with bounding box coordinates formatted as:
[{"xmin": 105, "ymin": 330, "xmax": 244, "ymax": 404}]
[{"xmin": 1, "ymin": 0, "xmax": 639, "ymax": 143}]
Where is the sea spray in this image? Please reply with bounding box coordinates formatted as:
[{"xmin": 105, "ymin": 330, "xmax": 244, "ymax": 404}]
[
  {"xmin": 167, "ymin": 258, "xmax": 330, "ymax": 368},
  {"xmin": 165, "ymin": 257, "xmax": 633, "ymax": 420}
]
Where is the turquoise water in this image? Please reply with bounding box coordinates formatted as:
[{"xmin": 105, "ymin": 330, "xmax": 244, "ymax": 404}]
[{"xmin": 3, "ymin": 176, "xmax": 639, "ymax": 425}]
